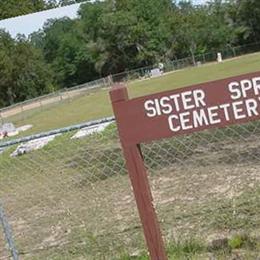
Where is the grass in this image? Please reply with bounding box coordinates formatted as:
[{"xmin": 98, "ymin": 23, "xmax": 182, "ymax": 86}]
[
  {"xmin": 0, "ymin": 120, "xmax": 260, "ymax": 259},
  {"xmin": 113, "ymin": 234, "xmax": 260, "ymax": 259},
  {"xmin": 2, "ymin": 52, "xmax": 260, "ymax": 137},
  {"xmin": 0, "ymin": 53, "xmax": 260, "ymax": 259}
]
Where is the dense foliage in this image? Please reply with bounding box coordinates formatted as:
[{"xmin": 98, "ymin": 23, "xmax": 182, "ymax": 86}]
[
  {"xmin": 0, "ymin": 0, "xmax": 260, "ymax": 107},
  {"xmin": 0, "ymin": 31, "xmax": 54, "ymax": 107},
  {"xmin": 0, "ymin": 0, "xmax": 86, "ymax": 20}
]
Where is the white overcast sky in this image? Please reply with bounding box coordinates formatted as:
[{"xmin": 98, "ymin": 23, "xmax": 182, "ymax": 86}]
[{"xmin": 0, "ymin": 0, "xmax": 207, "ymax": 37}]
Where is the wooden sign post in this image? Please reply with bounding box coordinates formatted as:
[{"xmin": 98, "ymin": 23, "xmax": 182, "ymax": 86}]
[
  {"xmin": 110, "ymin": 71, "xmax": 260, "ymax": 260},
  {"xmin": 110, "ymin": 86, "xmax": 167, "ymax": 260}
]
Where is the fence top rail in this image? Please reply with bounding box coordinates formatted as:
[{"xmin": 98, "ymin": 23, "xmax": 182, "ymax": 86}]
[
  {"xmin": 0, "ymin": 41, "xmax": 260, "ymax": 115},
  {"xmin": 0, "ymin": 117, "xmax": 115, "ymax": 149},
  {"xmin": 0, "ymin": 92, "xmax": 59, "ymax": 113},
  {"xmin": 0, "ymin": 77, "xmax": 110, "ymax": 114}
]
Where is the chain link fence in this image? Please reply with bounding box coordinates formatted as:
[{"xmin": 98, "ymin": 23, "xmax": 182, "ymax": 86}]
[
  {"xmin": 0, "ymin": 118, "xmax": 144, "ymax": 259},
  {"xmin": 0, "ymin": 213, "xmax": 10, "ymax": 260},
  {"xmin": 0, "ymin": 77, "xmax": 112, "ymax": 125},
  {"xmin": 0, "ymin": 204, "xmax": 18, "ymax": 260},
  {"xmin": 112, "ymin": 42, "xmax": 260, "ymax": 83},
  {"xmin": 0, "ymin": 116, "xmax": 260, "ymax": 258},
  {"xmin": 143, "ymin": 121, "xmax": 260, "ymax": 245},
  {"xmin": 1, "ymin": 41, "xmax": 260, "ymax": 126}
]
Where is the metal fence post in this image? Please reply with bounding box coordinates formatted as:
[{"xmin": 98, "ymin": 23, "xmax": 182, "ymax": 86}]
[
  {"xmin": 0, "ymin": 112, "xmax": 3, "ymax": 124},
  {"xmin": 0, "ymin": 202, "xmax": 19, "ymax": 260}
]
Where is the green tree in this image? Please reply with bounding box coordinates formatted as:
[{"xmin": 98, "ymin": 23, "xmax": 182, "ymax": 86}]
[
  {"xmin": 0, "ymin": 0, "xmax": 87, "ymax": 20},
  {"xmin": 31, "ymin": 17, "xmax": 98, "ymax": 88},
  {"xmin": 59, "ymin": 0, "xmax": 87, "ymax": 6},
  {"xmin": 0, "ymin": 30, "xmax": 55, "ymax": 107},
  {"xmin": 79, "ymin": 0, "xmax": 176, "ymax": 75},
  {"xmin": 1, "ymin": 0, "xmax": 256, "ymax": 108},
  {"xmin": 0, "ymin": 0, "xmax": 50, "ymax": 20},
  {"xmin": 175, "ymin": 1, "xmax": 236, "ymax": 62},
  {"xmin": 227, "ymin": 0, "xmax": 260, "ymax": 43}
]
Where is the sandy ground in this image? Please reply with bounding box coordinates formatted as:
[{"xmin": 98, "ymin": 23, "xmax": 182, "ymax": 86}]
[{"xmin": 0, "ymin": 118, "xmax": 260, "ymax": 259}]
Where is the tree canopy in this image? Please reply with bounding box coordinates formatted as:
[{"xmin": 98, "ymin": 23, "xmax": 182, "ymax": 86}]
[
  {"xmin": 0, "ymin": 30, "xmax": 54, "ymax": 107},
  {"xmin": 0, "ymin": 0, "xmax": 260, "ymax": 107},
  {"xmin": 0, "ymin": 0, "xmax": 87, "ymax": 20}
]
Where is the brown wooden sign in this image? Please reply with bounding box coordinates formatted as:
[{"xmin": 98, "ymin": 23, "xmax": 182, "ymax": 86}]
[
  {"xmin": 113, "ymin": 71, "xmax": 260, "ymax": 145},
  {"xmin": 110, "ymin": 71, "xmax": 260, "ymax": 260}
]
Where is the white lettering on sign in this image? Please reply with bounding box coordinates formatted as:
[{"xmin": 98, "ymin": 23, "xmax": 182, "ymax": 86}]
[
  {"xmin": 144, "ymin": 77, "xmax": 260, "ymax": 133},
  {"xmin": 144, "ymin": 90, "xmax": 206, "ymax": 117},
  {"xmin": 229, "ymin": 77, "xmax": 260, "ymax": 100}
]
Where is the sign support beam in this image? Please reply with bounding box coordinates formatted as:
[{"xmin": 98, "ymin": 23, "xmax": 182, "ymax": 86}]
[{"xmin": 110, "ymin": 85, "xmax": 167, "ymax": 260}]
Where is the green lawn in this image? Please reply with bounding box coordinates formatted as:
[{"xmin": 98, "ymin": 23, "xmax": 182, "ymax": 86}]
[
  {"xmin": 0, "ymin": 53, "xmax": 260, "ymax": 259},
  {"xmin": 5, "ymin": 52, "xmax": 260, "ymax": 136}
]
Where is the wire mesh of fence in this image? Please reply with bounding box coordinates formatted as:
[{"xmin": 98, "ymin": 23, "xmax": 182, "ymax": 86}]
[
  {"xmin": 0, "ymin": 204, "xmax": 18, "ymax": 260},
  {"xmin": 142, "ymin": 120, "xmax": 260, "ymax": 257},
  {"xmin": 0, "ymin": 119, "xmax": 260, "ymax": 258},
  {"xmin": 0, "ymin": 118, "xmax": 146, "ymax": 259},
  {"xmin": 0, "ymin": 77, "xmax": 111, "ymax": 125},
  {"xmin": 0, "ymin": 221, "xmax": 10, "ymax": 260},
  {"xmin": 112, "ymin": 42, "xmax": 260, "ymax": 83},
  {"xmin": 1, "ymin": 41, "xmax": 260, "ymax": 126}
]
